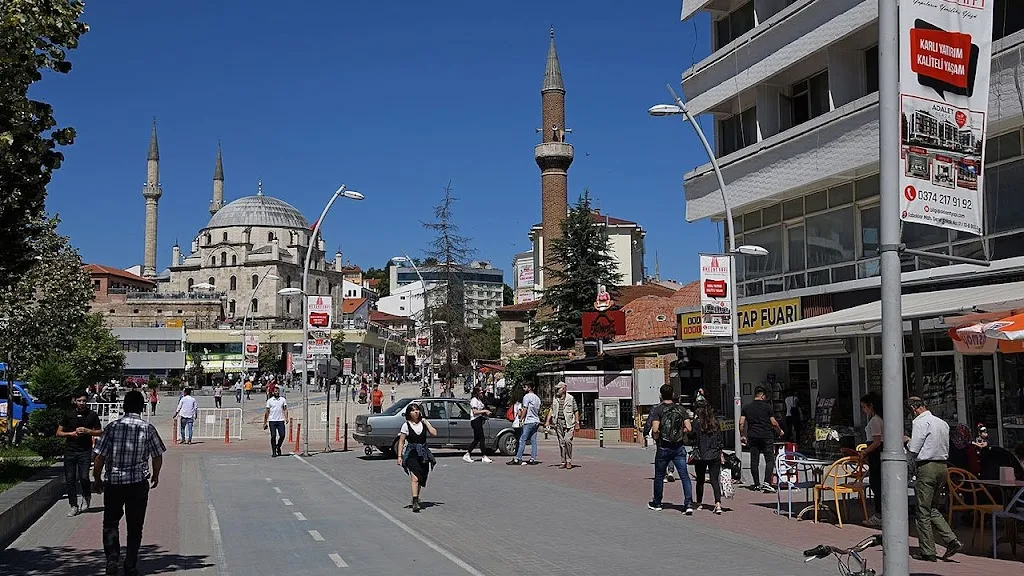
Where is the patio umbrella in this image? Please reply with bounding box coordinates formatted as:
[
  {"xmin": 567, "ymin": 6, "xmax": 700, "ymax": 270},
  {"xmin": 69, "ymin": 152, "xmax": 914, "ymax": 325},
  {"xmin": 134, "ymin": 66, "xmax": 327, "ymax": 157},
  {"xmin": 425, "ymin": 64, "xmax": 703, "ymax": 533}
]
[{"xmin": 979, "ymin": 312, "xmax": 1024, "ymax": 341}]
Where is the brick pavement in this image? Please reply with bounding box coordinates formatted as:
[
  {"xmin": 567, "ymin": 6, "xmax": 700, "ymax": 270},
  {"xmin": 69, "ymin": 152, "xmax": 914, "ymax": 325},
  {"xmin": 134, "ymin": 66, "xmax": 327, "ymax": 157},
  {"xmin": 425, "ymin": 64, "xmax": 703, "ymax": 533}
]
[{"xmin": 549, "ymin": 438, "xmax": 1023, "ymax": 575}]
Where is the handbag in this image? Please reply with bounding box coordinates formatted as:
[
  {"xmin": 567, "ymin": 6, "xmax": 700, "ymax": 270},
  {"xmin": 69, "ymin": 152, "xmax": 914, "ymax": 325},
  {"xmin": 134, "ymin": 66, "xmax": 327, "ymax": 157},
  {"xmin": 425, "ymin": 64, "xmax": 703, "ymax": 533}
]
[{"xmin": 720, "ymin": 467, "xmax": 736, "ymax": 499}]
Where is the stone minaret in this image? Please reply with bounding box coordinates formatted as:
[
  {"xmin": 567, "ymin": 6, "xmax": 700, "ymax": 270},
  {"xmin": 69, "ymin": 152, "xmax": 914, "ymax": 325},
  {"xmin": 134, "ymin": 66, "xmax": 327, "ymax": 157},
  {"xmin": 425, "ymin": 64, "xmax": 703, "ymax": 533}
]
[
  {"xmin": 210, "ymin": 141, "xmax": 224, "ymax": 215},
  {"xmin": 142, "ymin": 119, "xmax": 163, "ymax": 278},
  {"xmin": 534, "ymin": 26, "xmax": 573, "ymax": 289}
]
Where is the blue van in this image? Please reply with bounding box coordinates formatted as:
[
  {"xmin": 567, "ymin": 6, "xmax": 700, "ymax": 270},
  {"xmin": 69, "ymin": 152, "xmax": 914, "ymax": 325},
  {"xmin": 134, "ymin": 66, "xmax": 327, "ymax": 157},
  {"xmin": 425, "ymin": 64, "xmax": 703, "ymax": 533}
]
[{"xmin": 0, "ymin": 380, "xmax": 48, "ymax": 424}]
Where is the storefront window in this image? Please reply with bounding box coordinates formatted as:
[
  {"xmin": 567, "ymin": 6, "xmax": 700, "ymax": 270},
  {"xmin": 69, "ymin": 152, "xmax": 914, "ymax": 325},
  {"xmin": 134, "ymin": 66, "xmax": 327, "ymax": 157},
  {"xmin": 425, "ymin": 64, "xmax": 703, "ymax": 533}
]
[
  {"xmin": 964, "ymin": 356, "xmax": 998, "ymax": 439},
  {"xmin": 806, "ymin": 207, "xmax": 856, "ymax": 267},
  {"xmin": 999, "ymin": 354, "xmax": 1024, "ymax": 449},
  {"xmin": 906, "ymin": 355, "xmax": 957, "ymax": 423},
  {"xmin": 903, "ymin": 221, "xmax": 948, "ymax": 249},
  {"xmin": 861, "ymin": 206, "xmax": 879, "ymax": 257},
  {"xmin": 787, "ymin": 226, "xmax": 805, "ymax": 271},
  {"xmin": 986, "ymin": 158, "xmax": 1024, "ymax": 233}
]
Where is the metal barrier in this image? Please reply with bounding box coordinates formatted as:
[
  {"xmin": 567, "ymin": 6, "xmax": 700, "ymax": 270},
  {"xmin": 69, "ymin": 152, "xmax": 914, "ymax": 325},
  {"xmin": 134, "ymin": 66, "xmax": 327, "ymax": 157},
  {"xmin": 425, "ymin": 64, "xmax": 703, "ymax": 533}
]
[
  {"xmin": 89, "ymin": 402, "xmax": 152, "ymax": 426},
  {"xmin": 302, "ymin": 402, "xmax": 329, "ymax": 432},
  {"xmin": 192, "ymin": 408, "xmax": 242, "ymax": 439}
]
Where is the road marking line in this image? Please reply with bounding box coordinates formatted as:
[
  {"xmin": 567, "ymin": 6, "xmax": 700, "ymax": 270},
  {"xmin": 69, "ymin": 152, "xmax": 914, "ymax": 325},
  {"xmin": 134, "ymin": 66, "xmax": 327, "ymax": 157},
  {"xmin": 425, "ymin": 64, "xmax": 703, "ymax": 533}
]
[
  {"xmin": 309, "ymin": 529, "xmax": 325, "ymax": 541},
  {"xmin": 293, "ymin": 455, "xmax": 485, "ymax": 576},
  {"xmin": 328, "ymin": 553, "xmax": 349, "ymax": 568},
  {"xmin": 273, "ymin": 486, "xmax": 282, "ymax": 493},
  {"xmin": 208, "ymin": 502, "xmax": 231, "ymax": 576},
  {"xmin": 293, "ymin": 512, "xmax": 307, "ymax": 521},
  {"xmin": 281, "ymin": 498, "xmax": 293, "ymax": 506}
]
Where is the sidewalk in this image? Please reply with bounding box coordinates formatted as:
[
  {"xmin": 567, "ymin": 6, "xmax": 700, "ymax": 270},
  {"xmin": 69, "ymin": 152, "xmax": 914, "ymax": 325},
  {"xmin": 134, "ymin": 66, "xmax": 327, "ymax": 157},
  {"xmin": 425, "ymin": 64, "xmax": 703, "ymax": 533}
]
[
  {"xmin": 0, "ymin": 448, "xmax": 218, "ymax": 576},
  {"xmin": 542, "ymin": 438, "xmax": 1021, "ymax": 574}
]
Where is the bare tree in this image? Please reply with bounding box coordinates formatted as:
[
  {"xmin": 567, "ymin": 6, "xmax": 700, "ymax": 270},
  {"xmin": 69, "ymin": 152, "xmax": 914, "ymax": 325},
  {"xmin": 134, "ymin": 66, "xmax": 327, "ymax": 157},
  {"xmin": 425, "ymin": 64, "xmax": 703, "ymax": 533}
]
[{"xmin": 422, "ymin": 181, "xmax": 474, "ymax": 388}]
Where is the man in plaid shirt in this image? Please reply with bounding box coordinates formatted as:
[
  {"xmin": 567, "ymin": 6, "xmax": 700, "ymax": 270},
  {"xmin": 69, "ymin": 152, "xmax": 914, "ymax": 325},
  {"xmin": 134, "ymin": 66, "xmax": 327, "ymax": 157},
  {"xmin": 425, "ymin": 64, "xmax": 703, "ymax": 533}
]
[{"xmin": 93, "ymin": 390, "xmax": 166, "ymax": 576}]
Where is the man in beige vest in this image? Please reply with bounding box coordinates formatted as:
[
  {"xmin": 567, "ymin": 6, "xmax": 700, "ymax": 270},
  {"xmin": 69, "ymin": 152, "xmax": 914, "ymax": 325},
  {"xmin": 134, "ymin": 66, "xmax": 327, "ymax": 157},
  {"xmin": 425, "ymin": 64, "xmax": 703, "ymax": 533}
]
[{"xmin": 546, "ymin": 382, "xmax": 580, "ymax": 469}]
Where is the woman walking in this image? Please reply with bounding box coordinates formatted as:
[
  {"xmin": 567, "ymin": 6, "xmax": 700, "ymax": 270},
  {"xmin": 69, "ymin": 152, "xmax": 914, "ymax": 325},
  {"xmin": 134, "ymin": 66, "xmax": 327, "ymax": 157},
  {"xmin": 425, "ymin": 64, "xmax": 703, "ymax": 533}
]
[
  {"xmin": 148, "ymin": 386, "xmax": 159, "ymax": 415},
  {"xmin": 396, "ymin": 402, "xmax": 437, "ymax": 512},
  {"xmin": 859, "ymin": 393, "xmax": 884, "ymax": 527},
  {"xmin": 545, "ymin": 382, "xmax": 579, "ymax": 469},
  {"xmin": 691, "ymin": 399, "xmax": 724, "ymax": 514},
  {"xmin": 464, "ymin": 387, "xmax": 492, "ymax": 463}
]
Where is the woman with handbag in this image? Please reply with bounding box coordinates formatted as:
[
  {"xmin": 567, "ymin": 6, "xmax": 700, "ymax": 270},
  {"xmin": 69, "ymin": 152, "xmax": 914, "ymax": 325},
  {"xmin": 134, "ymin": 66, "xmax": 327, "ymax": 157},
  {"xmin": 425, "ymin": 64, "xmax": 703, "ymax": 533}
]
[
  {"xmin": 691, "ymin": 398, "xmax": 724, "ymax": 514},
  {"xmin": 545, "ymin": 382, "xmax": 580, "ymax": 469},
  {"xmin": 396, "ymin": 402, "xmax": 437, "ymax": 512}
]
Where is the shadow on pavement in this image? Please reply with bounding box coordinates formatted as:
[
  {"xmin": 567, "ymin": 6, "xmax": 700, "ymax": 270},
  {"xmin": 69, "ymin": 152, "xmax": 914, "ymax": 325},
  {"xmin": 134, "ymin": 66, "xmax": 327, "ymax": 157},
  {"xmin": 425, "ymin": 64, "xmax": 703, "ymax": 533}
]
[{"xmin": 0, "ymin": 545, "xmax": 214, "ymax": 576}]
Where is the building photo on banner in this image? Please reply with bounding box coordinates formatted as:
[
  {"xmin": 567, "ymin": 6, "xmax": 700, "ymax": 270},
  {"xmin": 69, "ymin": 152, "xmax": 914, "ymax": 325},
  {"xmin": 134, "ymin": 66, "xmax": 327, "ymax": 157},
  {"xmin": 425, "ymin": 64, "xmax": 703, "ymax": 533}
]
[
  {"xmin": 243, "ymin": 334, "xmax": 259, "ymax": 369},
  {"xmin": 899, "ymin": 0, "xmax": 994, "ymax": 235},
  {"xmin": 699, "ymin": 254, "xmax": 732, "ymax": 337},
  {"xmin": 306, "ymin": 295, "xmax": 333, "ymax": 358}
]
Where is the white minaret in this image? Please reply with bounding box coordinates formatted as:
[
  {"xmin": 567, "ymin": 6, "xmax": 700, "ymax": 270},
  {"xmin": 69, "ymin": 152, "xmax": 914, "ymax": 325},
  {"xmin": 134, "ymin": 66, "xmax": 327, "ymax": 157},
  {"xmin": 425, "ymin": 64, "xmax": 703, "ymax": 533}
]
[
  {"xmin": 210, "ymin": 141, "xmax": 224, "ymax": 215},
  {"xmin": 142, "ymin": 119, "xmax": 163, "ymax": 278}
]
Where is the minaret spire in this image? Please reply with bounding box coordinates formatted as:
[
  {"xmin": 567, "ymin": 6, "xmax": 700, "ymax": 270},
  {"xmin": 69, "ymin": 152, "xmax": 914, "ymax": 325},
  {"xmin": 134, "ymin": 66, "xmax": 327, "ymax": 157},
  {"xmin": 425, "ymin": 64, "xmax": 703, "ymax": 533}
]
[
  {"xmin": 142, "ymin": 119, "xmax": 163, "ymax": 278},
  {"xmin": 542, "ymin": 26, "xmax": 564, "ymax": 93},
  {"xmin": 210, "ymin": 141, "xmax": 224, "ymax": 216}
]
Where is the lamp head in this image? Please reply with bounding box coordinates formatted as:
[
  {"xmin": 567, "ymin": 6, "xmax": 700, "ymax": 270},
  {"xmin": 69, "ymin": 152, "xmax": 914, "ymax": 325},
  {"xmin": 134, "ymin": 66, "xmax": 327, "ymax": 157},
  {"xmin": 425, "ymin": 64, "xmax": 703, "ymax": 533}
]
[
  {"xmin": 278, "ymin": 287, "xmax": 303, "ymax": 296},
  {"xmin": 648, "ymin": 104, "xmax": 683, "ymax": 117},
  {"xmin": 736, "ymin": 245, "xmax": 770, "ymax": 257}
]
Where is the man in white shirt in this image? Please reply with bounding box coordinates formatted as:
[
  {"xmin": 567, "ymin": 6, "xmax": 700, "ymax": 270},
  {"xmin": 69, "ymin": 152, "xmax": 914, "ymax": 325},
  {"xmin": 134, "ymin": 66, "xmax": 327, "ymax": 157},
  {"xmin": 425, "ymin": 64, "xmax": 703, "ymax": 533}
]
[
  {"xmin": 172, "ymin": 388, "xmax": 199, "ymax": 445},
  {"xmin": 905, "ymin": 396, "xmax": 961, "ymax": 561},
  {"xmin": 234, "ymin": 380, "xmax": 243, "ymax": 403},
  {"xmin": 509, "ymin": 382, "xmax": 541, "ymax": 465},
  {"xmin": 263, "ymin": 388, "xmax": 289, "ymax": 457}
]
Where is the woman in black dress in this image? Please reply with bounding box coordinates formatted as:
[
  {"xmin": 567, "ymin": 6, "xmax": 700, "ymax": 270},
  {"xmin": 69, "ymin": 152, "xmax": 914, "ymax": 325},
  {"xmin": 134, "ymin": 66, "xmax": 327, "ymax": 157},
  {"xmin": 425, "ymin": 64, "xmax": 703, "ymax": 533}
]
[{"xmin": 396, "ymin": 402, "xmax": 437, "ymax": 512}]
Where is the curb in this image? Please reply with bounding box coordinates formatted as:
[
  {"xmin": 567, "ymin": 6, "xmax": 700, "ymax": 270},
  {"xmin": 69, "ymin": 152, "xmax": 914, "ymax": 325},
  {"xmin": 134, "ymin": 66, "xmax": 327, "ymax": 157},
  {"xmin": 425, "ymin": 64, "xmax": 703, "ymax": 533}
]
[{"xmin": 0, "ymin": 463, "xmax": 64, "ymax": 550}]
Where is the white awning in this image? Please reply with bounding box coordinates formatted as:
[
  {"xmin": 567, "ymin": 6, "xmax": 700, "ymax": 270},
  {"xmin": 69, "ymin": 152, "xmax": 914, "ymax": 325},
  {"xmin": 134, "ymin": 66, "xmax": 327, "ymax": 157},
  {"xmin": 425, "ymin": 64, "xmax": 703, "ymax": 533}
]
[{"xmin": 759, "ymin": 280, "xmax": 1024, "ymax": 336}]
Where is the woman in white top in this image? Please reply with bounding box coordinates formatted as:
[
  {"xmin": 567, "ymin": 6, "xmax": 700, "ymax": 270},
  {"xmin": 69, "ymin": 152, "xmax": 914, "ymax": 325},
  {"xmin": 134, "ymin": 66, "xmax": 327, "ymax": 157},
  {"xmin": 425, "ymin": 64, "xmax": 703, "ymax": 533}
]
[
  {"xmin": 397, "ymin": 403, "xmax": 438, "ymax": 512},
  {"xmin": 464, "ymin": 387, "xmax": 492, "ymax": 463},
  {"xmin": 859, "ymin": 392, "xmax": 884, "ymax": 527}
]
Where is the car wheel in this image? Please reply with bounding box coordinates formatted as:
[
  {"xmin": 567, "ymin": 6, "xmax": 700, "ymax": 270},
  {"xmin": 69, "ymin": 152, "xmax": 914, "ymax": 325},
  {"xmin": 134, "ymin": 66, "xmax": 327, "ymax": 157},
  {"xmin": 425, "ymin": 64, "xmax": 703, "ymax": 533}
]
[
  {"xmin": 497, "ymin": 431, "xmax": 517, "ymax": 456},
  {"xmin": 383, "ymin": 438, "xmax": 400, "ymax": 459},
  {"xmin": 364, "ymin": 445, "xmax": 373, "ymax": 456}
]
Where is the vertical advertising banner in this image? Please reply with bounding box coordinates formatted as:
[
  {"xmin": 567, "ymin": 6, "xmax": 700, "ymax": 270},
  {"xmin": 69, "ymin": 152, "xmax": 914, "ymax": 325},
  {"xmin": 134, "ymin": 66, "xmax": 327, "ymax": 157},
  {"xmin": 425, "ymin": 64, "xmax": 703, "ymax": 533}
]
[
  {"xmin": 898, "ymin": 0, "xmax": 994, "ymax": 235},
  {"xmin": 306, "ymin": 295, "xmax": 333, "ymax": 358},
  {"xmin": 243, "ymin": 334, "xmax": 259, "ymax": 370},
  {"xmin": 343, "ymin": 358, "xmax": 353, "ymax": 376},
  {"xmin": 699, "ymin": 254, "xmax": 732, "ymax": 338}
]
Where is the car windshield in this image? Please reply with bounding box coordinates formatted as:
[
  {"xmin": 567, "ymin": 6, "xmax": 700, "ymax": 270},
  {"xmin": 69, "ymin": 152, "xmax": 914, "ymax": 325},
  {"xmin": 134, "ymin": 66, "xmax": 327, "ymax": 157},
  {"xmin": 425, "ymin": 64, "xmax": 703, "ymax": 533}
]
[{"xmin": 380, "ymin": 397, "xmax": 414, "ymax": 416}]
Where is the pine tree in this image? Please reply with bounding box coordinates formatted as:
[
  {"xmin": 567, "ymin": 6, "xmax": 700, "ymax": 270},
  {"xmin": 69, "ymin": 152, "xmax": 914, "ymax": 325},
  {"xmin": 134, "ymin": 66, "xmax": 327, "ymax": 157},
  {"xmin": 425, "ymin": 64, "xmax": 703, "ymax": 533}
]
[
  {"xmin": 422, "ymin": 181, "xmax": 475, "ymax": 384},
  {"xmin": 533, "ymin": 191, "xmax": 623, "ymax": 349}
]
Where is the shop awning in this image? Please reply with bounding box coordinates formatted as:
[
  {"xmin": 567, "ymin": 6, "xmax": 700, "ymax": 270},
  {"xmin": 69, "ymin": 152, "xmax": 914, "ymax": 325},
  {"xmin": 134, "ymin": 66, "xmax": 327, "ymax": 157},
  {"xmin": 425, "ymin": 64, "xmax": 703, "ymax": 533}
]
[{"xmin": 759, "ymin": 280, "xmax": 1024, "ymax": 337}]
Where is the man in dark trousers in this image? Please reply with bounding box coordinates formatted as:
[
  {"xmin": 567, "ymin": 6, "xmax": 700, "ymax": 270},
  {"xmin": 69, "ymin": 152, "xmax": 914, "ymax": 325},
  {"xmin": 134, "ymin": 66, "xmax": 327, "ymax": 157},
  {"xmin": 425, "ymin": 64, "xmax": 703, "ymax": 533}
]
[
  {"xmin": 93, "ymin": 390, "xmax": 166, "ymax": 576},
  {"xmin": 56, "ymin": 392, "xmax": 102, "ymax": 516},
  {"xmin": 740, "ymin": 386, "xmax": 785, "ymax": 493}
]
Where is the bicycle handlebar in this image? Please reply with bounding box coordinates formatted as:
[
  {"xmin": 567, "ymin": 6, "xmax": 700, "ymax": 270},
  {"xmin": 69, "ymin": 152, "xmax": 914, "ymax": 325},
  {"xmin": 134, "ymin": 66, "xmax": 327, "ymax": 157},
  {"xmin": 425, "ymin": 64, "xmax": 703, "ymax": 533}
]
[{"xmin": 803, "ymin": 535, "xmax": 882, "ymax": 560}]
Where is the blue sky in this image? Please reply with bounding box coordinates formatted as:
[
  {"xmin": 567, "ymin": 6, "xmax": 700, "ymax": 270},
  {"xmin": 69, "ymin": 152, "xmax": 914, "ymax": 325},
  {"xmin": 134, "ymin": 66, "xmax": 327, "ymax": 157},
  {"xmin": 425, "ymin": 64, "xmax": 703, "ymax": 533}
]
[{"xmin": 39, "ymin": 1, "xmax": 719, "ymax": 283}]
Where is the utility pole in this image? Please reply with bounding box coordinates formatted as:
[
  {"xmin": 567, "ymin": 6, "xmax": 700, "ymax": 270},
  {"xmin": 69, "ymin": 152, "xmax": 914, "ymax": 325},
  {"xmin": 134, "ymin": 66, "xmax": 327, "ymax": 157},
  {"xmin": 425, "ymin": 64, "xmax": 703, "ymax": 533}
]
[{"xmin": 878, "ymin": 1, "xmax": 910, "ymax": 574}]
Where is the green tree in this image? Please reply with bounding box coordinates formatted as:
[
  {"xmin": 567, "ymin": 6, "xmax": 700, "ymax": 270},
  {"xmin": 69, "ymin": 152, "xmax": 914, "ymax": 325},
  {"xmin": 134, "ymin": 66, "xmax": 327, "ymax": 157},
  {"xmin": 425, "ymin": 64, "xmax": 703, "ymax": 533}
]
[
  {"xmin": 503, "ymin": 283, "xmax": 514, "ymax": 306},
  {"xmin": 364, "ymin": 266, "xmax": 391, "ymax": 297},
  {"xmin": 68, "ymin": 313, "xmax": 124, "ymax": 389},
  {"xmin": 0, "ymin": 216, "xmax": 94, "ymax": 378},
  {"xmin": 532, "ymin": 191, "xmax": 623, "ymax": 349},
  {"xmin": 502, "ymin": 354, "xmax": 550, "ymax": 402},
  {"xmin": 185, "ymin": 348, "xmax": 206, "ymax": 388},
  {"xmin": 467, "ymin": 317, "xmax": 500, "ymax": 361},
  {"xmin": 23, "ymin": 355, "xmax": 79, "ymax": 456},
  {"xmin": 257, "ymin": 344, "xmax": 281, "ymax": 375},
  {"xmin": 422, "ymin": 181, "xmax": 475, "ymax": 383},
  {"xmin": 0, "ymin": 1, "xmax": 88, "ymax": 289}
]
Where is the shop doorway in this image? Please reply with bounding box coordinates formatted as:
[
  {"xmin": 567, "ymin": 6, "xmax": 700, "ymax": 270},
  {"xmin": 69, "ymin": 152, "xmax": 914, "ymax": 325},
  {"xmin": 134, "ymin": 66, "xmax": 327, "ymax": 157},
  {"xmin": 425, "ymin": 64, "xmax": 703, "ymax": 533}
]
[{"xmin": 964, "ymin": 355, "xmax": 998, "ymax": 434}]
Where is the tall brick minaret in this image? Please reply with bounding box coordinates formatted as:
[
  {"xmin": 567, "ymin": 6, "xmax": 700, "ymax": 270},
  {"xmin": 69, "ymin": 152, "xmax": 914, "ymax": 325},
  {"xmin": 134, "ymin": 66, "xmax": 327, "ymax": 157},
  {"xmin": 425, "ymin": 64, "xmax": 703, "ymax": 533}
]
[
  {"xmin": 142, "ymin": 119, "xmax": 162, "ymax": 278},
  {"xmin": 210, "ymin": 141, "xmax": 224, "ymax": 216},
  {"xmin": 535, "ymin": 26, "xmax": 573, "ymax": 289}
]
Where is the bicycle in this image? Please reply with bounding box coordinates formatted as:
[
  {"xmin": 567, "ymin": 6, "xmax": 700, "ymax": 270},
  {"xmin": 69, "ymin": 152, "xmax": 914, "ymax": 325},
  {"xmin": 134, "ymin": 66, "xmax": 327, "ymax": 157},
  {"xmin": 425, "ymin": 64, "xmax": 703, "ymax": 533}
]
[{"xmin": 803, "ymin": 534, "xmax": 882, "ymax": 576}]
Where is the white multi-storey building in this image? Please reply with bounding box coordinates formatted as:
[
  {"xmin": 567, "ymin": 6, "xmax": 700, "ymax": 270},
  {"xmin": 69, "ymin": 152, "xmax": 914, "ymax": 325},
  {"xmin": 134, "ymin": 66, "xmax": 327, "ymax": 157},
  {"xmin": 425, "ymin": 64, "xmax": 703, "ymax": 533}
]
[{"xmin": 675, "ymin": 0, "xmax": 1024, "ymax": 445}]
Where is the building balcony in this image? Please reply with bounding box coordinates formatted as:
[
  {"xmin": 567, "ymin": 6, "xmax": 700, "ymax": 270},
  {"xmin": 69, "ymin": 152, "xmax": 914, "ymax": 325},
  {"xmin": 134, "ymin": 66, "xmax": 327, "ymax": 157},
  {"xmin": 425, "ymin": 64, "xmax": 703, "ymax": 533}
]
[
  {"xmin": 682, "ymin": 0, "xmax": 873, "ymax": 116},
  {"xmin": 534, "ymin": 142, "xmax": 574, "ymax": 170}
]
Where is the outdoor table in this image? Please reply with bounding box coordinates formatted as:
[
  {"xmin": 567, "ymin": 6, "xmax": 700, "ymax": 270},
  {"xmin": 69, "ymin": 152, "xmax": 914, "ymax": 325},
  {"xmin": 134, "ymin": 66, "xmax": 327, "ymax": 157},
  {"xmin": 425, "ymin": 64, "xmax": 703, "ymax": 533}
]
[
  {"xmin": 790, "ymin": 458, "xmax": 837, "ymax": 521},
  {"xmin": 964, "ymin": 478, "xmax": 1024, "ymax": 559}
]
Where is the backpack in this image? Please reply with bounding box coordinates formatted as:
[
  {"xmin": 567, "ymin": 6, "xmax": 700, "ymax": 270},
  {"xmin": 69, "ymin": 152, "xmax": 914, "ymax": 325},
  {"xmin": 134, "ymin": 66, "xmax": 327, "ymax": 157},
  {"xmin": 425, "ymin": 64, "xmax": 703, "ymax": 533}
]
[
  {"xmin": 506, "ymin": 406, "xmax": 515, "ymax": 421},
  {"xmin": 659, "ymin": 404, "xmax": 687, "ymax": 444}
]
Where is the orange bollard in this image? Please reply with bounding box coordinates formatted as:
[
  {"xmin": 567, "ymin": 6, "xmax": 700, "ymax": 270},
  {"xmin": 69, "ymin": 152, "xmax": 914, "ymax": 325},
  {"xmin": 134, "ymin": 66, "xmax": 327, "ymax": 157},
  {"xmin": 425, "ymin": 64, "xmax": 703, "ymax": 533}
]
[
  {"xmin": 288, "ymin": 418, "xmax": 294, "ymax": 443},
  {"xmin": 172, "ymin": 417, "xmax": 178, "ymax": 445},
  {"xmin": 335, "ymin": 417, "xmax": 341, "ymax": 442},
  {"xmin": 224, "ymin": 418, "xmax": 231, "ymax": 444},
  {"xmin": 294, "ymin": 423, "xmax": 301, "ymax": 453}
]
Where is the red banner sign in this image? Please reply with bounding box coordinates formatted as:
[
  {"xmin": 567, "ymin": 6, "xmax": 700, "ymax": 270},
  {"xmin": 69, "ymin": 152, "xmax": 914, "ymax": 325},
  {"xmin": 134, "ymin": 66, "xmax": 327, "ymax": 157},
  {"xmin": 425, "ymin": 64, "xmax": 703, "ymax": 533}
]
[{"xmin": 582, "ymin": 310, "xmax": 626, "ymax": 339}]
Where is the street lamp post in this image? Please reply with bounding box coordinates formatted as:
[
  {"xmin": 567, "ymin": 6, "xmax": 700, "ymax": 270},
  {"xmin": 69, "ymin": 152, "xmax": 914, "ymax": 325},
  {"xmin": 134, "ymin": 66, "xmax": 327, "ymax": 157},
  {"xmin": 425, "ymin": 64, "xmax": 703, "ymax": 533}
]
[
  {"xmin": 390, "ymin": 255, "xmax": 433, "ymax": 394},
  {"xmin": 231, "ymin": 271, "xmax": 279, "ymax": 441},
  {"xmin": 281, "ymin": 185, "xmax": 363, "ymax": 456},
  {"xmin": 649, "ymin": 84, "xmax": 768, "ymax": 469}
]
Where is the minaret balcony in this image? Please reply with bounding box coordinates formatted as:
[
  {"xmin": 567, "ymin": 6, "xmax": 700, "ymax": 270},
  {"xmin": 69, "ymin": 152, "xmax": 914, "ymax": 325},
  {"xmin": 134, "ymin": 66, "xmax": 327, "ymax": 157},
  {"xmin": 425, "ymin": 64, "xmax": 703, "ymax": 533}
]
[{"xmin": 534, "ymin": 142, "xmax": 574, "ymax": 170}]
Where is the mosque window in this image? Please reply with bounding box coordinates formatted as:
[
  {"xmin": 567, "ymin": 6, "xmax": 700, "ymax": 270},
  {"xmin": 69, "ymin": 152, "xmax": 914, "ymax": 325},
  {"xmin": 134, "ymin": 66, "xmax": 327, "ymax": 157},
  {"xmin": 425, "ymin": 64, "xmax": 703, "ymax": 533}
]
[
  {"xmin": 251, "ymin": 299, "xmax": 258, "ymax": 313},
  {"xmin": 229, "ymin": 300, "xmax": 236, "ymax": 315},
  {"xmin": 286, "ymin": 299, "xmax": 291, "ymax": 314},
  {"xmin": 187, "ymin": 278, "xmax": 194, "ymax": 291},
  {"xmin": 252, "ymin": 274, "xmax": 259, "ymax": 289},
  {"xmin": 286, "ymin": 275, "xmax": 292, "ymax": 288},
  {"xmin": 230, "ymin": 276, "xmax": 237, "ymax": 290},
  {"xmin": 210, "ymin": 256, "xmax": 216, "ymax": 267},
  {"xmin": 222, "ymin": 232, "xmax": 228, "ymax": 242},
  {"xmin": 231, "ymin": 254, "xmax": 237, "ymax": 266},
  {"xmin": 208, "ymin": 277, "xmax": 215, "ymax": 287},
  {"xmin": 221, "ymin": 252, "xmax": 227, "ymax": 266},
  {"xmin": 315, "ymin": 279, "xmax": 321, "ymax": 294},
  {"xmin": 204, "ymin": 233, "xmax": 211, "ymax": 245},
  {"xmin": 268, "ymin": 232, "xmax": 275, "ymax": 242}
]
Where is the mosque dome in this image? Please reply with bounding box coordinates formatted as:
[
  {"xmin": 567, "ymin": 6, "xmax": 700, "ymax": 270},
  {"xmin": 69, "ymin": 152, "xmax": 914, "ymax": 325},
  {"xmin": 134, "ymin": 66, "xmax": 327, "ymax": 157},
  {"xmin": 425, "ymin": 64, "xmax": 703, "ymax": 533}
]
[{"xmin": 205, "ymin": 194, "xmax": 309, "ymax": 230}]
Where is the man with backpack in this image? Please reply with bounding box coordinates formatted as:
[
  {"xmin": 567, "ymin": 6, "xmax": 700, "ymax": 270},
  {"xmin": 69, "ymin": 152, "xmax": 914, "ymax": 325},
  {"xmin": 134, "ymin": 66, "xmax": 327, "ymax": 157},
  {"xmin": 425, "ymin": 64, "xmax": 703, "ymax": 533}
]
[{"xmin": 648, "ymin": 384, "xmax": 694, "ymax": 514}]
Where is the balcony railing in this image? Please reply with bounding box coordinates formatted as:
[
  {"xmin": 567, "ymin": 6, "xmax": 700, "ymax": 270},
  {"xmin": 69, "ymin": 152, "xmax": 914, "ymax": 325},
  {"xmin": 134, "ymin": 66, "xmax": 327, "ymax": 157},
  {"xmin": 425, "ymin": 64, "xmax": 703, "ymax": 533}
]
[{"xmin": 127, "ymin": 291, "xmax": 225, "ymax": 301}]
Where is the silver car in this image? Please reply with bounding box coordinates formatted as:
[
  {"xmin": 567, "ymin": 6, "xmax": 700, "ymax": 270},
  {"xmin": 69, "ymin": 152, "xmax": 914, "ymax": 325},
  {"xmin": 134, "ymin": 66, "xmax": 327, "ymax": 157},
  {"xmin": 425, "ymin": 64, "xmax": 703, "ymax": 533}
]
[{"xmin": 353, "ymin": 397, "xmax": 518, "ymax": 457}]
